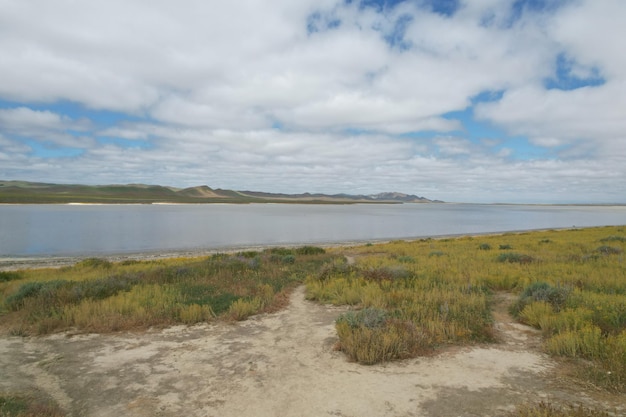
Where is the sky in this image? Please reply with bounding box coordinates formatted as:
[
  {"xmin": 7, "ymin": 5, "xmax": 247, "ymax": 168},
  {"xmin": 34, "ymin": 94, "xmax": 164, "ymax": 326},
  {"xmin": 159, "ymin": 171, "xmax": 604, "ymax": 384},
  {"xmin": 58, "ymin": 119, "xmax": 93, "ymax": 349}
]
[{"xmin": 0, "ymin": 0, "xmax": 625, "ymax": 204}]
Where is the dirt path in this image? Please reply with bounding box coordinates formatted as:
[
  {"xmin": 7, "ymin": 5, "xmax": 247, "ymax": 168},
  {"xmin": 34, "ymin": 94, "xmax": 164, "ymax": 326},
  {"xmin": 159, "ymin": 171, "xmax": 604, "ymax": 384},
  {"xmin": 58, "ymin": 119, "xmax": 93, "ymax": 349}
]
[{"xmin": 0, "ymin": 288, "xmax": 621, "ymax": 417}]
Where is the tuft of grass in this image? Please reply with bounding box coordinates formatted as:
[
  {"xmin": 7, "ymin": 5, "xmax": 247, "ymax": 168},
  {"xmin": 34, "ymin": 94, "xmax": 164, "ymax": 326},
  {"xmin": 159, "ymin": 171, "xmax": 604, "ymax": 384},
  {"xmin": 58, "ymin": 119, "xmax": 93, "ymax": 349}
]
[
  {"xmin": 595, "ymin": 246, "xmax": 622, "ymax": 255},
  {"xmin": 335, "ymin": 313, "xmax": 429, "ymax": 364},
  {"xmin": 511, "ymin": 400, "xmax": 611, "ymax": 417},
  {"xmin": 74, "ymin": 258, "xmax": 113, "ymax": 269},
  {"xmin": 599, "ymin": 235, "xmax": 626, "ymax": 243},
  {"xmin": 497, "ymin": 252, "xmax": 535, "ymax": 264},
  {"xmin": 295, "ymin": 246, "xmax": 326, "ymax": 255},
  {"xmin": 511, "ymin": 282, "xmax": 570, "ymax": 316},
  {"xmin": 228, "ymin": 298, "xmax": 262, "ymax": 321},
  {"xmin": 0, "ymin": 393, "xmax": 65, "ymax": 417},
  {"xmin": 0, "ymin": 272, "xmax": 22, "ymax": 283}
]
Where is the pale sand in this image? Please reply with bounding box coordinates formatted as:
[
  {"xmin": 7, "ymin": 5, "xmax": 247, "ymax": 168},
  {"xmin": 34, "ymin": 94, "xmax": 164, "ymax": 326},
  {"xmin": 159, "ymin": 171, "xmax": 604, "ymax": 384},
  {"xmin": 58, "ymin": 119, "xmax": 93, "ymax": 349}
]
[{"xmin": 1, "ymin": 288, "xmax": 623, "ymax": 417}]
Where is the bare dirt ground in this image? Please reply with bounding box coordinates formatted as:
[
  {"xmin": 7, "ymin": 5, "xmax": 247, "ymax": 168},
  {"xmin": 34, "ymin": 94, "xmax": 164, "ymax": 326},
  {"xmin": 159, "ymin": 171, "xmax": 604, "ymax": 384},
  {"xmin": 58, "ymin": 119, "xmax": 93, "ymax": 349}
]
[{"xmin": 1, "ymin": 288, "xmax": 623, "ymax": 417}]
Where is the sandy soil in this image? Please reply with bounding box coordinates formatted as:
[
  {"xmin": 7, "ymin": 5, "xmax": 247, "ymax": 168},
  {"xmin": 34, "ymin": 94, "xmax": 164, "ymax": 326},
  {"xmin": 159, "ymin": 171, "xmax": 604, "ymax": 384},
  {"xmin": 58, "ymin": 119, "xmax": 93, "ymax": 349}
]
[{"xmin": 0, "ymin": 288, "xmax": 623, "ymax": 417}]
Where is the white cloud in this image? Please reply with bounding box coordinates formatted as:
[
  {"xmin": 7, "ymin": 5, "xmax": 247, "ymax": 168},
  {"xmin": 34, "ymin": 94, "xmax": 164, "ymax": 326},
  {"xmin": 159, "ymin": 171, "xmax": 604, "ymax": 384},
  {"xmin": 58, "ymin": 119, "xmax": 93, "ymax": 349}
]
[
  {"xmin": 0, "ymin": 107, "xmax": 94, "ymax": 148},
  {"xmin": 0, "ymin": 0, "xmax": 625, "ymax": 203}
]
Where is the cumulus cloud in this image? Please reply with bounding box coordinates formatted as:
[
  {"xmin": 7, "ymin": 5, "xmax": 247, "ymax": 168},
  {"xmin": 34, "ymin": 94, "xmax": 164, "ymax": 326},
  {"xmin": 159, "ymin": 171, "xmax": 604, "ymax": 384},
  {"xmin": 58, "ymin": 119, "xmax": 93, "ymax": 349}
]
[
  {"xmin": 0, "ymin": 0, "xmax": 625, "ymax": 203},
  {"xmin": 0, "ymin": 107, "xmax": 94, "ymax": 148}
]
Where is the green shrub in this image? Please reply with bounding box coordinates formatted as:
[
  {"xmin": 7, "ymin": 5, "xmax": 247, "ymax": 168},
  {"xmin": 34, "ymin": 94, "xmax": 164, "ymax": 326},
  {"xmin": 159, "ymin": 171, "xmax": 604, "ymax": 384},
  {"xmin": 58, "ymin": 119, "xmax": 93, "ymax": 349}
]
[
  {"xmin": 315, "ymin": 259, "xmax": 355, "ymax": 282},
  {"xmin": 337, "ymin": 308, "xmax": 388, "ymax": 329},
  {"xmin": 5, "ymin": 280, "xmax": 70, "ymax": 311},
  {"xmin": 295, "ymin": 246, "xmax": 326, "ymax": 255},
  {"xmin": 397, "ymin": 255, "xmax": 415, "ymax": 263},
  {"xmin": 599, "ymin": 235, "xmax": 626, "ymax": 242},
  {"xmin": 499, "ymin": 244, "xmax": 513, "ymax": 250},
  {"xmin": 497, "ymin": 252, "xmax": 535, "ymax": 264},
  {"xmin": 237, "ymin": 250, "xmax": 260, "ymax": 259},
  {"xmin": 0, "ymin": 271, "xmax": 22, "ymax": 282},
  {"xmin": 266, "ymin": 247, "xmax": 294, "ymax": 256},
  {"xmin": 362, "ymin": 266, "xmax": 410, "ymax": 282},
  {"xmin": 478, "ymin": 243, "xmax": 492, "ymax": 250},
  {"xmin": 75, "ymin": 258, "xmax": 113, "ymax": 269},
  {"xmin": 511, "ymin": 282, "xmax": 570, "ymax": 316},
  {"xmin": 74, "ymin": 275, "xmax": 139, "ymax": 301},
  {"xmin": 595, "ymin": 246, "xmax": 622, "ymax": 255},
  {"xmin": 282, "ymin": 255, "xmax": 296, "ymax": 264}
]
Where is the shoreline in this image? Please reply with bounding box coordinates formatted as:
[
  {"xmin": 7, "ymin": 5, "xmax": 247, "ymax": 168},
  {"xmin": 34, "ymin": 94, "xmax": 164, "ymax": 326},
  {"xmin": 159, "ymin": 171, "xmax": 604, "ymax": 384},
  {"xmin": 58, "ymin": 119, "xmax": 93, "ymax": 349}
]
[{"xmin": 0, "ymin": 226, "xmax": 602, "ymax": 271}]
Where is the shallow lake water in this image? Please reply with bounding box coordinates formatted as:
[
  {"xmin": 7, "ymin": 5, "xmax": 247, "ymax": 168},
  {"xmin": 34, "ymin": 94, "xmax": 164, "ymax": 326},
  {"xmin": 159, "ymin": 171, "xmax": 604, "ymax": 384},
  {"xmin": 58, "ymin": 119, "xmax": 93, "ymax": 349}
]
[{"xmin": 1, "ymin": 203, "xmax": 625, "ymax": 257}]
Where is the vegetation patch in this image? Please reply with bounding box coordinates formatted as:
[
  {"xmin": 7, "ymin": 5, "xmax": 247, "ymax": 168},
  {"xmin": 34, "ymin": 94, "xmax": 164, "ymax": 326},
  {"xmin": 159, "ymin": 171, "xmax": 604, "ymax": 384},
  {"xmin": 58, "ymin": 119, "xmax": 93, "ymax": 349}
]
[
  {"xmin": 0, "ymin": 393, "xmax": 64, "ymax": 417},
  {"xmin": 0, "ymin": 272, "xmax": 22, "ymax": 283},
  {"xmin": 307, "ymin": 225, "xmax": 626, "ymax": 383},
  {"xmin": 511, "ymin": 400, "xmax": 610, "ymax": 417},
  {"xmin": 497, "ymin": 252, "xmax": 535, "ymax": 264},
  {"xmin": 0, "ymin": 247, "xmax": 335, "ymax": 334}
]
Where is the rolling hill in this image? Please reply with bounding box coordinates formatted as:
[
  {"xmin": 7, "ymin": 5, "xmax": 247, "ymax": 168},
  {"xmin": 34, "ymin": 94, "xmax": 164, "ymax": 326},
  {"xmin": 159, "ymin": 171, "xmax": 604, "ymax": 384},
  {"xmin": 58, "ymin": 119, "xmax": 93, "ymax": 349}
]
[{"xmin": 0, "ymin": 180, "xmax": 442, "ymax": 204}]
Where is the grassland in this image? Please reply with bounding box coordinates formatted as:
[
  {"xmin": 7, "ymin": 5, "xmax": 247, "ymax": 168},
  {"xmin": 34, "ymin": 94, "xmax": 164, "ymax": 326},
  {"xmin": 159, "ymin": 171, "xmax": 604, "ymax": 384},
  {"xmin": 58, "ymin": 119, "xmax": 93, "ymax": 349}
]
[
  {"xmin": 306, "ymin": 226, "xmax": 626, "ymax": 393},
  {"xmin": 0, "ymin": 246, "xmax": 335, "ymax": 335},
  {"xmin": 1, "ymin": 226, "xmax": 625, "ymax": 416},
  {"xmin": 0, "ymin": 180, "xmax": 431, "ymax": 204}
]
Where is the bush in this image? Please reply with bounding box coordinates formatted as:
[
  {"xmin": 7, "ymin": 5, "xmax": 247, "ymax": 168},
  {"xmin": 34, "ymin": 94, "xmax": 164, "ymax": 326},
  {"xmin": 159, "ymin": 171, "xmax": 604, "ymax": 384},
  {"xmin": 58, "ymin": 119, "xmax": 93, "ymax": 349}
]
[
  {"xmin": 478, "ymin": 243, "xmax": 492, "ymax": 250},
  {"xmin": 316, "ymin": 259, "xmax": 354, "ymax": 282},
  {"xmin": 0, "ymin": 271, "xmax": 22, "ymax": 282},
  {"xmin": 228, "ymin": 298, "xmax": 262, "ymax": 321},
  {"xmin": 595, "ymin": 246, "xmax": 622, "ymax": 255},
  {"xmin": 266, "ymin": 247, "xmax": 294, "ymax": 256},
  {"xmin": 295, "ymin": 246, "xmax": 326, "ymax": 255},
  {"xmin": 335, "ymin": 316, "xmax": 428, "ymax": 364},
  {"xmin": 599, "ymin": 235, "xmax": 626, "ymax": 242},
  {"xmin": 282, "ymin": 255, "xmax": 296, "ymax": 264},
  {"xmin": 499, "ymin": 244, "xmax": 513, "ymax": 250},
  {"xmin": 397, "ymin": 255, "xmax": 415, "ymax": 263},
  {"xmin": 178, "ymin": 304, "xmax": 215, "ymax": 324},
  {"xmin": 237, "ymin": 250, "xmax": 260, "ymax": 259},
  {"xmin": 497, "ymin": 252, "xmax": 535, "ymax": 264},
  {"xmin": 337, "ymin": 308, "xmax": 388, "ymax": 329},
  {"xmin": 511, "ymin": 282, "xmax": 570, "ymax": 317},
  {"xmin": 362, "ymin": 266, "xmax": 411, "ymax": 282},
  {"xmin": 75, "ymin": 258, "xmax": 113, "ymax": 269},
  {"xmin": 5, "ymin": 280, "xmax": 69, "ymax": 311}
]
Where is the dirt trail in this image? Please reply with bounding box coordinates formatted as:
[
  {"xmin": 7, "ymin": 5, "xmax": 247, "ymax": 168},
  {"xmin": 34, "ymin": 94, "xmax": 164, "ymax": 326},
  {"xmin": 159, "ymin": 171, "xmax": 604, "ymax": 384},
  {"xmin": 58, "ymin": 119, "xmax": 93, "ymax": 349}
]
[{"xmin": 0, "ymin": 288, "xmax": 621, "ymax": 417}]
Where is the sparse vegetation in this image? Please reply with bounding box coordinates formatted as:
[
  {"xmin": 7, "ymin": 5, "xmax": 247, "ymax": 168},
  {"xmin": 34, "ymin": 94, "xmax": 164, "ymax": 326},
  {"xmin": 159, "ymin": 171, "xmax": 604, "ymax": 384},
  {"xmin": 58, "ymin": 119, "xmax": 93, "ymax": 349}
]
[
  {"xmin": 510, "ymin": 400, "xmax": 611, "ymax": 417},
  {"xmin": 0, "ymin": 247, "xmax": 335, "ymax": 334},
  {"xmin": 0, "ymin": 393, "xmax": 64, "ymax": 417},
  {"xmin": 305, "ymin": 226, "xmax": 626, "ymax": 396},
  {"xmin": 2, "ymin": 225, "xmax": 625, "ymax": 414}
]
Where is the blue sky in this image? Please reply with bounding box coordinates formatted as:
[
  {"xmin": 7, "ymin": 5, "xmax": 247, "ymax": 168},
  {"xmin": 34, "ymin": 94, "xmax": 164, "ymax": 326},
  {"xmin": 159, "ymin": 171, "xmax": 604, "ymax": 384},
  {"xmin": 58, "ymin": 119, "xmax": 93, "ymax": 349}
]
[{"xmin": 0, "ymin": 0, "xmax": 625, "ymax": 203}]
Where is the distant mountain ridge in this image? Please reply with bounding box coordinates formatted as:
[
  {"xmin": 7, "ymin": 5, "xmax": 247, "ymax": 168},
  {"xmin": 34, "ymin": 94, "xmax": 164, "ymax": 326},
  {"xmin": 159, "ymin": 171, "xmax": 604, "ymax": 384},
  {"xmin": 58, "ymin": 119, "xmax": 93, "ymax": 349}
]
[{"xmin": 0, "ymin": 180, "xmax": 443, "ymax": 204}]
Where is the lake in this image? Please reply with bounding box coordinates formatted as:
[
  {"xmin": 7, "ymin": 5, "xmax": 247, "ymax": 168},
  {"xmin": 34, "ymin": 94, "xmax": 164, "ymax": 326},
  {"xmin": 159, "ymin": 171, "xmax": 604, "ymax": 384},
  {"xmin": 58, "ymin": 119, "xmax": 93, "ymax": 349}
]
[{"xmin": 1, "ymin": 203, "xmax": 625, "ymax": 257}]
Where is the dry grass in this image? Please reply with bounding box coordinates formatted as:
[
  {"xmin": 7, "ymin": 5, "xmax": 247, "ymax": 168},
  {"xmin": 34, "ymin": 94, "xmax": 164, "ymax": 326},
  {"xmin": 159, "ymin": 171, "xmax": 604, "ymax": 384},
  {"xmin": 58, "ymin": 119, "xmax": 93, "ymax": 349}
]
[
  {"xmin": 511, "ymin": 400, "xmax": 611, "ymax": 417},
  {"xmin": 0, "ymin": 248, "xmax": 336, "ymax": 335},
  {"xmin": 306, "ymin": 226, "xmax": 625, "ymax": 389}
]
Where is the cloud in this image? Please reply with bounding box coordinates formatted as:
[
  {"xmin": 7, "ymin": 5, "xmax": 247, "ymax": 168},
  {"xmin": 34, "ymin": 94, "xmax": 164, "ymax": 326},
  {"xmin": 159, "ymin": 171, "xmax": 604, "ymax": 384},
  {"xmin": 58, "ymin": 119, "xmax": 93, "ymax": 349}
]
[
  {"xmin": 0, "ymin": 0, "xmax": 625, "ymax": 203},
  {"xmin": 0, "ymin": 107, "xmax": 94, "ymax": 148}
]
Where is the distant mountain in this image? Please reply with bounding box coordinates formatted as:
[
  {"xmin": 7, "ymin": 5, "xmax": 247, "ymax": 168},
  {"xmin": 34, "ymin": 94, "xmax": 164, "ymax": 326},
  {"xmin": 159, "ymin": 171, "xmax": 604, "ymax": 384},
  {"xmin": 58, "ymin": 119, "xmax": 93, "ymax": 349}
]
[
  {"xmin": 369, "ymin": 192, "xmax": 438, "ymax": 203},
  {"xmin": 0, "ymin": 180, "xmax": 443, "ymax": 204}
]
